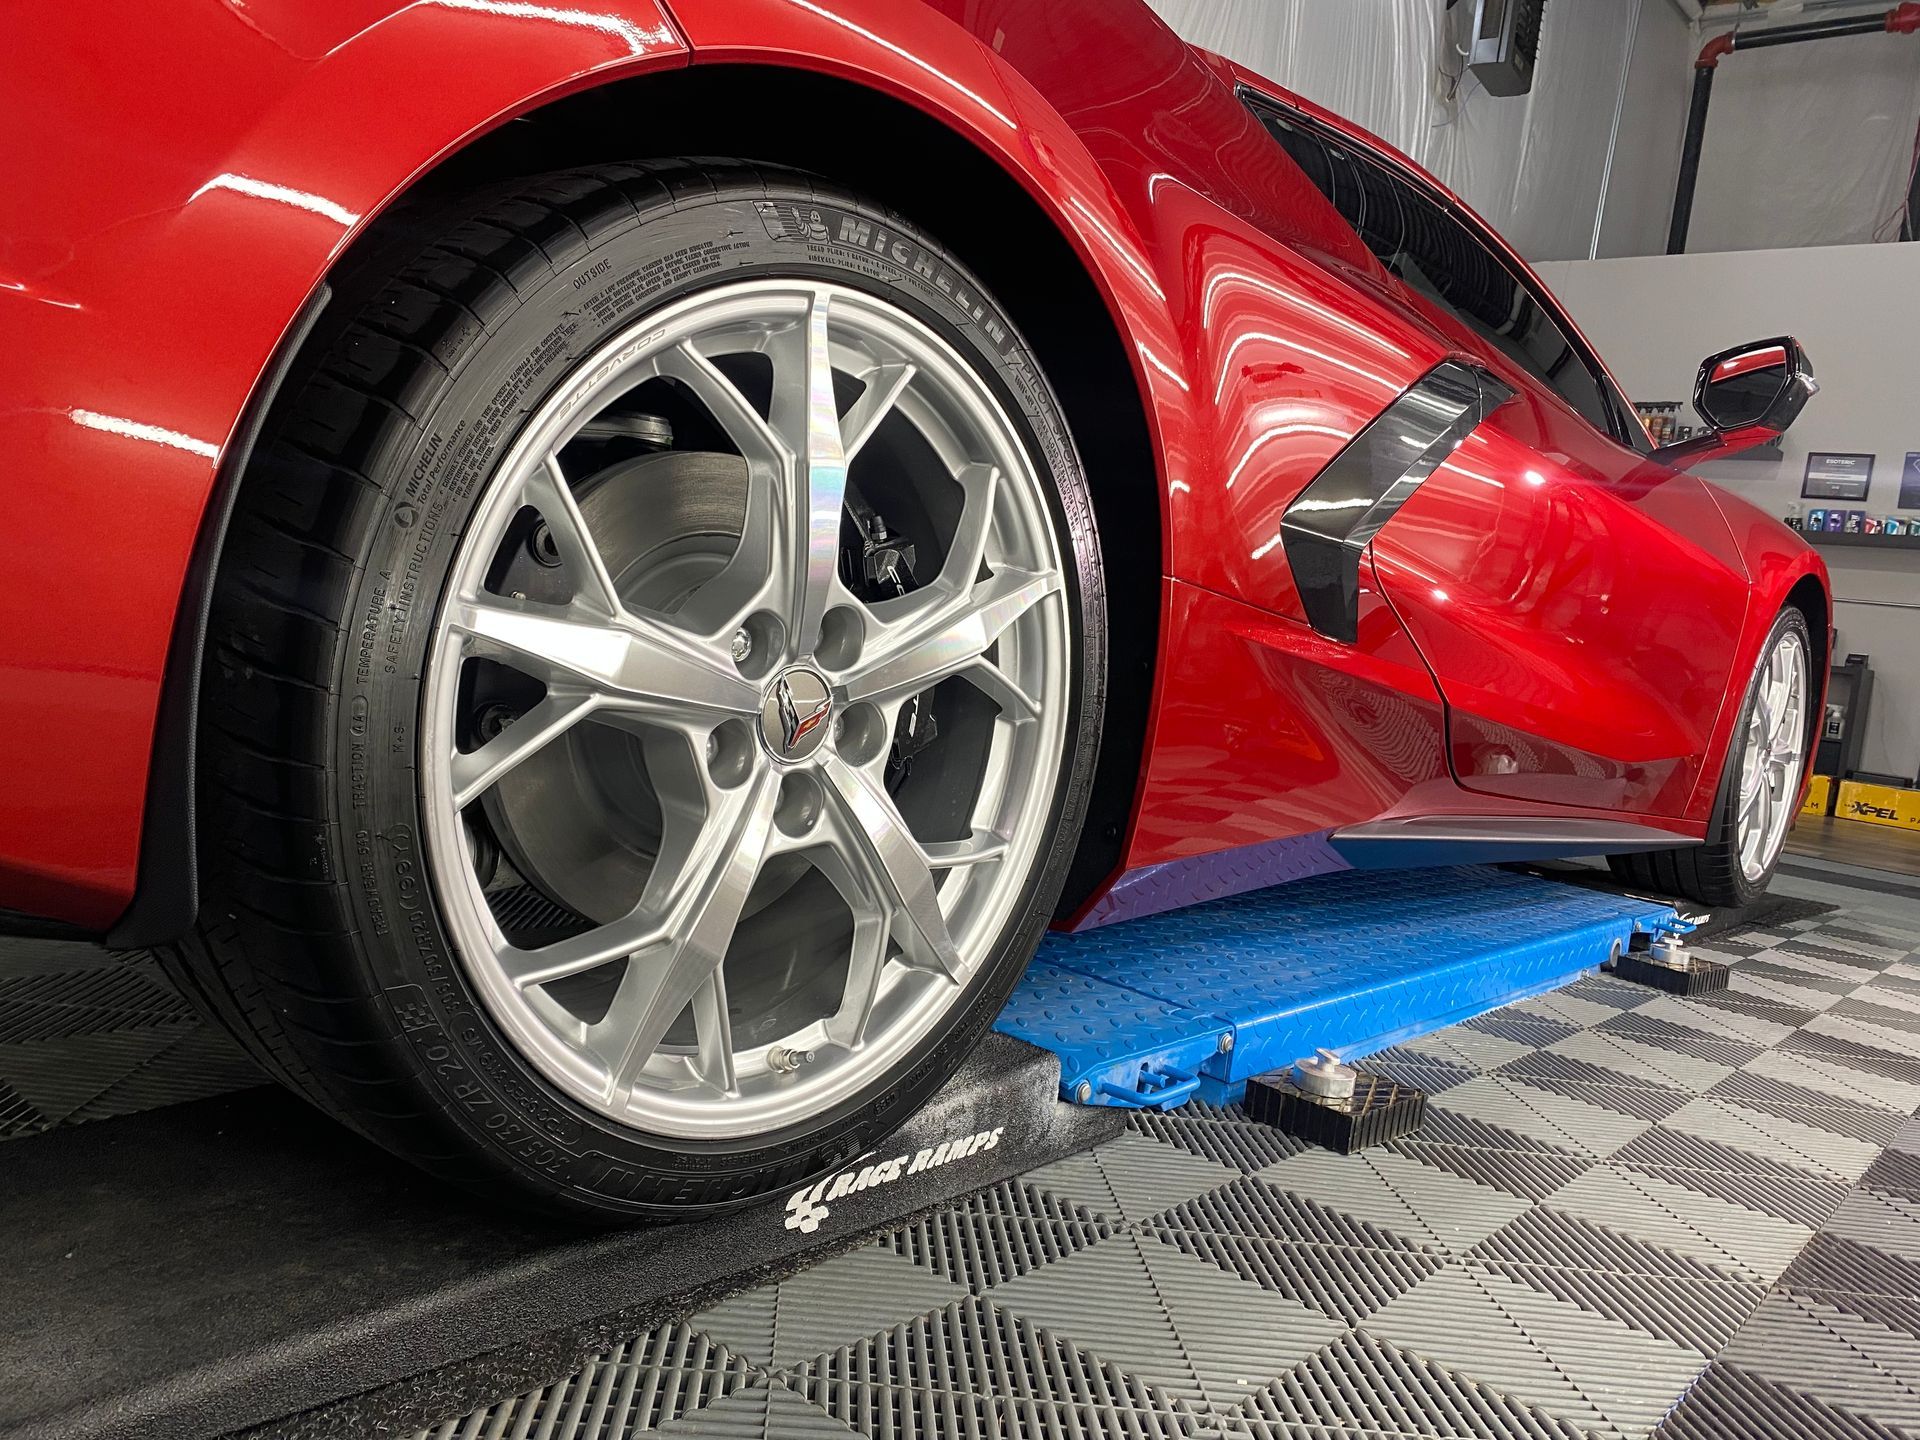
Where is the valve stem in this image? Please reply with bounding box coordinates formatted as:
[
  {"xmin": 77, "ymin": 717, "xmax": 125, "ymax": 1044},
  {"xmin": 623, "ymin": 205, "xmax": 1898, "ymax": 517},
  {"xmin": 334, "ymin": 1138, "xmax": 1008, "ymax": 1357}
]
[{"xmin": 767, "ymin": 1045, "xmax": 816, "ymax": 1074}]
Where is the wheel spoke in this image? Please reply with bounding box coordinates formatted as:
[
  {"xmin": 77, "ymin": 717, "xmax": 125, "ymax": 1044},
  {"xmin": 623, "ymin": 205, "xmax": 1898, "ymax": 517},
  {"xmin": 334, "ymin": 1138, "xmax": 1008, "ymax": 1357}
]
[
  {"xmin": 1770, "ymin": 687, "xmax": 1799, "ymax": 751},
  {"xmin": 922, "ymin": 829, "xmax": 1010, "ymax": 869},
  {"xmin": 843, "ymin": 563, "xmax": 1060, "ymax": 710},
  {"xmin": 451, "ymin": 691, "xmax": 599, "ymax": 808},
  {"xmin": 955, "ymin": 656, "xmax": 1041, "ymax": 721},
  {"xmin": 1738, "ymin": 742, "xmax": 1765, "ymax": 807},
  {"xmin": 766, "ymin": 291, "xmax": 849, "ymax": 657},
  {"xmin": 658, "ymin": 295, "xmax": 860, "ymax": 655},
  {"xmin": 523, "ymin": 455, "xmax": 622, "ymax": 618},
  {"xmin": 943, "ymin": 463, "xmax": 1001, "ymax": 585},
  {"xmin": 499, "ymin": 899, "xmax": 666, "ymax": 990},
  {"xmin": 650, "ymin": 342, "xmax": 786, "ymax": 637},
  {"xmin": 825, "ymin": 908, "xmax": 892, "ymax": 1050},
  {"xmin": 446, "ymin": 594, "xmax": 759, "ymax": 720},
  {"xmin": 593, "ymin": 768, "xmax": 780, "ymax": 1100},
  {"xmin": 688, "ymin": 973, "xmax": 737, "ymax": 1094},
  {"xmin": 839, "ymin": 361, "xmax": 915, "ymax": 462},
  {"xmin": 809, "ymin": 842, "xmax": 893, "ymax": 1052},
  {"xmin": 821, "ymin": 755, "xmax": 961, "ymax": 981},
  {"xmin": 656, "ymin": 340, "xmax": 785, "ymax": 469}
]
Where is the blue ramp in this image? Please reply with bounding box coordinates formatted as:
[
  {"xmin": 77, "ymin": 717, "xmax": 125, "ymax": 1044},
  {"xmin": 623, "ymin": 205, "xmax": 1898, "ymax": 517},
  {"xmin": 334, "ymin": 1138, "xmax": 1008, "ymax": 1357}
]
[{"xmin": 997, "ymin": 865, "xmax": 1683, "ymax": 1108}]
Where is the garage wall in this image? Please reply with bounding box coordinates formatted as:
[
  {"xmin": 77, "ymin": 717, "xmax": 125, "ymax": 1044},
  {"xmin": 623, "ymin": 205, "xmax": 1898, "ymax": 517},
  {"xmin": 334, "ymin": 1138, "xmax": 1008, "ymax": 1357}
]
[
  {"xmin": 1683, "ymin": 20, "xmax": 1920, "ymax": 253},
  {"xmin": 1537, "ymin": 244, "xmax": 1920, "ymax": 783},
  {"xmin": 1144, "ymin": 0, "xmax": 1689, "ymax": 261},
  {"xmin": 1598, "ymin": 0, "xmax": 1694, "ymax": 258}
]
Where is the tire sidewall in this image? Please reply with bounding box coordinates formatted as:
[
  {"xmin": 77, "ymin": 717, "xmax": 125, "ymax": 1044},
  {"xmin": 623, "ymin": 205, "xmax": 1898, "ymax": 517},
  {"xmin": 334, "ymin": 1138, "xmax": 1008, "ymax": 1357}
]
[{"xmin": 331, "ymin": 177, "xmax": 1103, "ymax": 1216}]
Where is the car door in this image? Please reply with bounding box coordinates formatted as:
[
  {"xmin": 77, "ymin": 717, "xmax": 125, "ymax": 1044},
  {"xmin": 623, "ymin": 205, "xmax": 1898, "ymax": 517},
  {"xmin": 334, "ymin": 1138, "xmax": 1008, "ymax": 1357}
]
[{"xmin": 1254, "ymin": 104, "xmax": 1753, "ymax": 820}]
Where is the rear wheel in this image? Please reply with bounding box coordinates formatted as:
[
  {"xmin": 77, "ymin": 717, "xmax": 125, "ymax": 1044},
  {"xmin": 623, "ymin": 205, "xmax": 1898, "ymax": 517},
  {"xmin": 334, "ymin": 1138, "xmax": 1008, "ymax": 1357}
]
[
  {"xmin": 1608, "ymin": 607, "xmax": 1810, "ymax": 908},
  {"xmin": 170, "ymin": 163, "xmax": 1104, "ymax": 1219}
]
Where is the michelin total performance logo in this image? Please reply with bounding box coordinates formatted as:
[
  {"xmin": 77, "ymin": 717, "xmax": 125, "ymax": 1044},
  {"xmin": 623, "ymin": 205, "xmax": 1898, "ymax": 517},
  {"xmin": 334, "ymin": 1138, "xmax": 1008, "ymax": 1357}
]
[{"xmin": 784, "ymin": 1126, "xmax": 1006, "ymax": 1234}]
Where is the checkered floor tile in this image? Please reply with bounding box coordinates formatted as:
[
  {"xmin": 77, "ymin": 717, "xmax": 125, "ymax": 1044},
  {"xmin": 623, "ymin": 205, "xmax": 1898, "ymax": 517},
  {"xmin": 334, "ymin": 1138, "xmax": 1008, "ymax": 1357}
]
[
  {"xmin": 407, "ymin": 905, "xmax": 1920, "ymax": 1440},
  {"xmin": 0, "ymin": 941, "xmax": 262, "ymax": 1138}
]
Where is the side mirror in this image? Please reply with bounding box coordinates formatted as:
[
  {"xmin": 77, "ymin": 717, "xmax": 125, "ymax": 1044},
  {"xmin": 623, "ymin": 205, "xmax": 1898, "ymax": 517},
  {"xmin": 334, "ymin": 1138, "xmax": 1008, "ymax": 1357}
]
[{"xmin": 1654, "ymin": 335, "xmax": 1816, "ymax": 468}]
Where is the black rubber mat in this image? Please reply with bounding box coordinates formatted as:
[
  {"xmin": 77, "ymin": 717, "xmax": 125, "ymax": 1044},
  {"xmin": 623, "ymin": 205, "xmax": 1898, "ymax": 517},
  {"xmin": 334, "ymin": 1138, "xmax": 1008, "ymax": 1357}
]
[{"xmin": 0, "ymin": 1031, "xmax": 1121, "ymax": 1440}]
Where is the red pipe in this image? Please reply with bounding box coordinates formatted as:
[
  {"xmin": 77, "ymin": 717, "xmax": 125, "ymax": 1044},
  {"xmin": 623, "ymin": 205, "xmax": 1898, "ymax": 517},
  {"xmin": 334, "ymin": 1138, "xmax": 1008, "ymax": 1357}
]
[
  {"xmin": 1697, "ymin": 3, "xmax": 1920, "ymax": 66},
  {"xmin": 1696, "ymin": 32, "xmax": 1734, "ymax": 69}
]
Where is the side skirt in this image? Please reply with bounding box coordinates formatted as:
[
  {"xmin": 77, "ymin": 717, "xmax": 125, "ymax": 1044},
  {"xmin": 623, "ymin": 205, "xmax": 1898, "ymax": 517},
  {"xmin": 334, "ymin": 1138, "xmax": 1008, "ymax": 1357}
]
[{"xmin": 1331, "ymin": 815, "xmax": 1695, "ymax": 870}]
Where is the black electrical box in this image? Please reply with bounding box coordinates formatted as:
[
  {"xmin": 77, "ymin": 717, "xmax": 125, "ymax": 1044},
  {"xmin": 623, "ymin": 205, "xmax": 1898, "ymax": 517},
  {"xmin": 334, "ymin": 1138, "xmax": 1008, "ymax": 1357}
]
[{"xmin": 1469, "ymin": 0, "xmax": 1546, "ymax": 97}]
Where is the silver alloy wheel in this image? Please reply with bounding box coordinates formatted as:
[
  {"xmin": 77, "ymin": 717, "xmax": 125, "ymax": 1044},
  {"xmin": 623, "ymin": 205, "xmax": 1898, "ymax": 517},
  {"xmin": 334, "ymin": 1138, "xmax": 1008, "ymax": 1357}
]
[
  {"xmin": 420, "ymin": 279, "xmax": 1069, "ymax": 1139},
  {"xmin": 1735, "ymin": 626, "xmax": 1809, "ymax": 882}
]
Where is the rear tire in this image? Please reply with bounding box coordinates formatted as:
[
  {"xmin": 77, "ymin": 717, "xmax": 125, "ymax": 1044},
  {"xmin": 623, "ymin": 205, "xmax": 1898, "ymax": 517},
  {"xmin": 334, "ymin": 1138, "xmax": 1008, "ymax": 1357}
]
[
  {"xmin": 1608, "ymin": 606, "xmax": 1812, "ymax": 908},
  {"xmin": 166, "ymin": 162, "xmax": 1105, "ymax": 1220}
]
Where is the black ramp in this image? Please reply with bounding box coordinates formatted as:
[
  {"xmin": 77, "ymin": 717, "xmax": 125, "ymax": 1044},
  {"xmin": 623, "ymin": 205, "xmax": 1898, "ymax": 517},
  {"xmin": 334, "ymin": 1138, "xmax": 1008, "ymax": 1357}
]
[{"xmin": 0, "ymin": 1032, "xmax": 1118, "ymax": 1440}]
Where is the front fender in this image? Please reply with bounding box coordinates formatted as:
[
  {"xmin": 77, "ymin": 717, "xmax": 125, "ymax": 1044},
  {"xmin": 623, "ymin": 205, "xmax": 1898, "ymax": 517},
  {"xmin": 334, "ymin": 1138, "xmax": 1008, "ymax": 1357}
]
[
  {"xmin": 1691, "ymin": 482, "xmax": 1831, "ymax": 823},
  {"xmin": 3, "ymin": 1, "xmax": 689, "ymax": 927}
]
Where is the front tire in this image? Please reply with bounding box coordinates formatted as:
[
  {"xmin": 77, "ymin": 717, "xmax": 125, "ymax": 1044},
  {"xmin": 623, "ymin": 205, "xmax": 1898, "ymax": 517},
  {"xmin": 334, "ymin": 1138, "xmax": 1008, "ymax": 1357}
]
[
  {"xmin": 170, "ymin": 163, "xmax": 1105, "ymax": 1220},
  {"xmin": 1608, "ymin": 607, "xmax": 1812, "ymax": 908}
]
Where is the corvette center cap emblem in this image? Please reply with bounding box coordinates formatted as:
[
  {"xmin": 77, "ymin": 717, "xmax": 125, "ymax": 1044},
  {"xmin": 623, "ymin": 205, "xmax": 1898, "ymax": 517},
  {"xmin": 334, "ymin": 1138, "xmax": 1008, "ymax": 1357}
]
[{"xmin": 762, "ymin": 668, "xmax": 833, "ymax": 761}]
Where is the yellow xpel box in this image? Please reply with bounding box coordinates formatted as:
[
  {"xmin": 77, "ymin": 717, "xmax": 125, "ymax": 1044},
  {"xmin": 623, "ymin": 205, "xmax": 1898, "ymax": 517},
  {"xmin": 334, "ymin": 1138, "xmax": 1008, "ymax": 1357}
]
[
  {"xmin": 1836, "ymin": 780, "xmax": 1920, "ymax": 831},
  {"xmin": 1801, "ymin": 773, "xmax": 1833, "ymax": 817}
]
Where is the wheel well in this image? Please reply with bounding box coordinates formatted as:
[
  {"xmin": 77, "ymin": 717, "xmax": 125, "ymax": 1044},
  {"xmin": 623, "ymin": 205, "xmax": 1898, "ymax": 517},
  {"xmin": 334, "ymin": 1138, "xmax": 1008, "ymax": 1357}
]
[
  {"xmin": 1786, "ymin": 573, "xmax": 1830, "ymax": 667},
  {"xmin": 115, "ymin": 62, "xmax": 1161, "ymax": 944},
  {"xmin": 1786, "ymin": 571, "xmax": 1830, "ymax": 753}
]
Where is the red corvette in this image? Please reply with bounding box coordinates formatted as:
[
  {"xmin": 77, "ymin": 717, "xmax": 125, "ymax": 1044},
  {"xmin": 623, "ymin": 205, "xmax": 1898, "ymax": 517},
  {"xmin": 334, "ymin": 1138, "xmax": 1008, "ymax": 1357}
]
[{"xmin": 6, "ymin": 0, "xmax": 1826, "ymax": 1217}]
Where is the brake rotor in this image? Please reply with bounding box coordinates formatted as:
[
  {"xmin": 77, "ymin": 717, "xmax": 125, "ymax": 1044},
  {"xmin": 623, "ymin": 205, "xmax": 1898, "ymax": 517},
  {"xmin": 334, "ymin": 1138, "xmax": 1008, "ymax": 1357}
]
[{"xmin": 484, "ymin": 449, "xmax": 747, "ymax": 924}]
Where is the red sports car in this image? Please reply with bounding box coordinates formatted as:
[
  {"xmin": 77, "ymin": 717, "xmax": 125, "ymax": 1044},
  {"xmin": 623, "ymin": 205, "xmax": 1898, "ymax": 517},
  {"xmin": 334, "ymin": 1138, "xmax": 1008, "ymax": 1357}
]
[{"xmin": 5, "ymin": 0, "xmax": 1826, "ymax": 1218}]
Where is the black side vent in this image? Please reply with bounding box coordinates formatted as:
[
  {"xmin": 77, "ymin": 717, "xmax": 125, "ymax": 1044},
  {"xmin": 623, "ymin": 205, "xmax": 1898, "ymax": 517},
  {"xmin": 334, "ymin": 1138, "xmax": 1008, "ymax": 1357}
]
[
  {"xmin": 1280, "ymin": 362, "xmax": 1512, "ymax": 646},
  {"xmin": 1469, "ymin": 0, "xmax": 1546, "ymax": 98}
]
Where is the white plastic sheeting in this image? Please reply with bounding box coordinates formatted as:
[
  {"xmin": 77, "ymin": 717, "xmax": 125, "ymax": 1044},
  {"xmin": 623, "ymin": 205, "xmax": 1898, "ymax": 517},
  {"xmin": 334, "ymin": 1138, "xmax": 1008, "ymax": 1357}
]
[
  {"xmin": 1687, "ymin": 24, "xmax": 1920, "ymax": 252},
  {"xmin": 1144, "ymin": 0, "xmax": 1673, "ymax": 260}
]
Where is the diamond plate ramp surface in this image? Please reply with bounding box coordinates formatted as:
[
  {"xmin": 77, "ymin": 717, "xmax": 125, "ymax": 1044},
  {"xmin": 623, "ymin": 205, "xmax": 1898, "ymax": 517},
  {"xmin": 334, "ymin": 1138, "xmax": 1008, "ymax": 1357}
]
[{"xmin": 999, "ymin": 866, "xmax": 1680, "ymax": 1105}]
